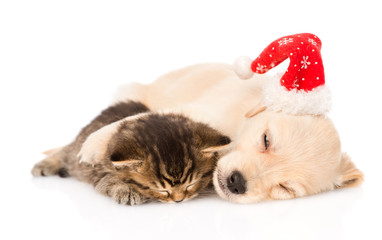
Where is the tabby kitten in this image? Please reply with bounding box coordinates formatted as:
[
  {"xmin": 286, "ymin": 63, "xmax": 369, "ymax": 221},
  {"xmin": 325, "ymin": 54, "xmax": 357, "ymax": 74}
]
[{"xmin": 31, "ymin": 101, "xmax": 230, "ymax": 205}]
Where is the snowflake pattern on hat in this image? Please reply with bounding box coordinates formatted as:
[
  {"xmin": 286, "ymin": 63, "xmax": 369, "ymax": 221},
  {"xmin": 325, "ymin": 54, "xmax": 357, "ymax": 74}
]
[
  {"xmin": 251, "ymin": 33, "xmax": 325, "ymax": 91},
  {"xmin": 233, "ymin": 33, "xmax": 331, "ymax": 116}
]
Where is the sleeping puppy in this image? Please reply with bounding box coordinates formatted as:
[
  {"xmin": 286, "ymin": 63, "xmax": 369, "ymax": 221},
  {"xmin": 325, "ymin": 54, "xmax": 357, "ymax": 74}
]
[
  {"xmin": 83, "ymin": 63, "xmax": 363, "ymax": 203},
  {"xmin": 213, "ymin": 111, "xmax": 362, "ymax": 203}
]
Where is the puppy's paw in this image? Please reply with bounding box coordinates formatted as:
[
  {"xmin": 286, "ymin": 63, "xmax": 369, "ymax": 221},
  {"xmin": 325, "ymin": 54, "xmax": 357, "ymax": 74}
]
[
  {"xmin": 78, "ymin": 123, "xmax": 119, "ymax": 165},
  {"xmin": 31, "ymin": 160, "xmax": 60, "ymax": 177},
  {"xmin": 78, "ymin": 134, "xmax": 108, "ymax": 166}
]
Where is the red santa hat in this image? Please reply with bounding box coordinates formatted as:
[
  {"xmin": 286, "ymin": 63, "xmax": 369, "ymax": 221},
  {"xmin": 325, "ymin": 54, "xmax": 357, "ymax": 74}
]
[{"xmin": 233, "ymin": 33, "xmax": 331, "ymax": 116}]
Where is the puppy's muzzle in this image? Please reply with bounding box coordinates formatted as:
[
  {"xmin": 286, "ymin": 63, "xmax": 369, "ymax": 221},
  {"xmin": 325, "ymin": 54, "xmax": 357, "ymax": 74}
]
[{"xmin": 227, "ymin": 171, "xmax": 247, "ymax": 194}]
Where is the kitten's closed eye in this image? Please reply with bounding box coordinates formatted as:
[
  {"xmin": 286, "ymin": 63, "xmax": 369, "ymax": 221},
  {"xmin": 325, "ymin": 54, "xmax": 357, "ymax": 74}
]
[
  {"xmin": 108, "ymin": 113, "xmax": 230, "ymax": 204},
  {"xmin": 186, "ymin": 182, "xmax": 198, "ymax": 192},
  {"xmin": 155, "ymin": 190, "xmax": 169, "ymax": 197}
]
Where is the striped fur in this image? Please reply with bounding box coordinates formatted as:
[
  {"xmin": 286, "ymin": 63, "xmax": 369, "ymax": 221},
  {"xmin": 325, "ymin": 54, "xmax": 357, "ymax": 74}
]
[{"xmin": 31, "ymin": 101, "xmax": 230, "ymax": 205}]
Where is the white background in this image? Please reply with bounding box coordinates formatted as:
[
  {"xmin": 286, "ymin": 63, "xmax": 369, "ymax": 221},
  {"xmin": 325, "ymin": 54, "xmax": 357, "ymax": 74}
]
[{"xmin": 1, "ymin": 1, "xmax": 381, "ymax": 240}]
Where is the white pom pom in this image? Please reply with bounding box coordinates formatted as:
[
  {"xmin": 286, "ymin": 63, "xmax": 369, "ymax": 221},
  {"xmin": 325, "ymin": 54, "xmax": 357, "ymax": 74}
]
[{"xmin": 233, "ymin": 56, "xmax": 254, "ymax": 80}]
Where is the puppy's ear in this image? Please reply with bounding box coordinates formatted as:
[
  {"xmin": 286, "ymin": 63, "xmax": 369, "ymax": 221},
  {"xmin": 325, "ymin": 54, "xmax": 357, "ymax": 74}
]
[
  {"xmin": 194, "ymin": 123, "xmax": 231, "ymax": 155},
  {"xmin": 334, "ymin": 153, "xmax": 364, "ymax": 188},
  {"xmin": 245, "ymin": 103, "xmax": 266, "ymax": 118}
]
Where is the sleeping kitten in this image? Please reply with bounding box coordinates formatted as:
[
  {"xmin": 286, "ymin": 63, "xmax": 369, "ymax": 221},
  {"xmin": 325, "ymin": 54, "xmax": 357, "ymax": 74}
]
[{"xmin": 31, "ymin": 101, "xmax": 230, "ymax": 205}]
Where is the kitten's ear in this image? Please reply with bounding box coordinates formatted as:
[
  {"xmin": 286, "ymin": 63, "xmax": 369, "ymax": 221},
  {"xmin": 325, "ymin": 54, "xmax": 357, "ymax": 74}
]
[
  {"xmin": 195, "ymin": 123, "xmax": 231, "ymax": 154},
  {"xmin": 110, "ymin": 157, "xmax": 143, "ymax": 169},
  {"xmin": 107, "ymin": 135, "xmax": 144, "ymax": 170},
  {"xmin": 201, "ymin": 136, "xmax": 231, "ymax": 154},
  {"xmin": 334, "ymin": 153, "xmax": 364, "ymax": 188}
]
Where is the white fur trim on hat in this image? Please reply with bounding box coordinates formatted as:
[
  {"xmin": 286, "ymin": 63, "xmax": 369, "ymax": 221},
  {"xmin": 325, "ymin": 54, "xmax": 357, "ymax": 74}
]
[
  {"xmin": 233, "ymin": 56, "xmax": 254, "ymax": 80},
  {"xmin": 262, "ymin": 75, "xmax": 331, "ymax": 115}
]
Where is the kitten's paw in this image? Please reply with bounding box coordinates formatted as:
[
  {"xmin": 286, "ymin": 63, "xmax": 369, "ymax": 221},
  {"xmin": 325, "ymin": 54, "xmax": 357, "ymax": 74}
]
[
  {"xmin": 31, "ymin": 160, "xmax": 60, "ymax": 177},
  {"xmin": 94, "ymin": 170, "xmax": 149, "ymax": 205},
  {"xmin": 110, "ymin": 185, "xmax": 147, "ymax": 206}
]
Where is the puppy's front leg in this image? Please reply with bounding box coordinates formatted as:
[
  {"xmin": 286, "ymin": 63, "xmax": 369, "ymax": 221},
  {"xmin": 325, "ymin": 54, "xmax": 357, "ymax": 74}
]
[
  {"xmin": 77, "ymin": 120, "xmax": 120, "ymax": 165},
  {"xmin": 78, "ymin": 113, "xmax": 149, "ymax": 165}
]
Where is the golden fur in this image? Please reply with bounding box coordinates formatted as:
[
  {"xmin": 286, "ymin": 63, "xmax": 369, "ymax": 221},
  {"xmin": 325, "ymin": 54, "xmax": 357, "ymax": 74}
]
[{"xmin": 87, "ymin": 63, "xmax": 364, "ymax": 203}]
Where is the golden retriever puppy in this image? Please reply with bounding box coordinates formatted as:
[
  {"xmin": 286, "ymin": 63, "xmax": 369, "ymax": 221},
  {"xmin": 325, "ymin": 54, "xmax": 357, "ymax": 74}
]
[
  {"xmin": 81, "ymin": 63, "xmax": 363, "ymax": 203},
  {"xmin": 213, "ymin": 111, "xmax": 363, "ymax": 203}
]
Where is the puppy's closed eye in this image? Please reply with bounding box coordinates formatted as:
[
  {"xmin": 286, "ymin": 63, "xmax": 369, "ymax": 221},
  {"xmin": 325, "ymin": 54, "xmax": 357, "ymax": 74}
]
[
  {"xmin": 264, "ymin": 133, "xmax": 270, "ymax": 150},
  {"xmin": 269, "ymin": 181, "xmax": 303, "ymax": 200},
  {"xmin": 278, "ymin": 183, "xmax": 296, "ymax": 196},
  {"xmin": 270, "ymin": 184, "xmax": 295, "ymax": 200}
]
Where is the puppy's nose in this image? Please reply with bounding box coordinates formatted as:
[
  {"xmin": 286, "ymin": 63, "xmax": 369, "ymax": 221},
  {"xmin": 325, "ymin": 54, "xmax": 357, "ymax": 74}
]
[{"xmin": 227, "ymin": 171, "xmax": 247, "ymax": 194}]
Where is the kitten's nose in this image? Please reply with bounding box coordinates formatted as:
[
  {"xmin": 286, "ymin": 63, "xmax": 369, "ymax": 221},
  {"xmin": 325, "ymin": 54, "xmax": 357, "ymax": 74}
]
[
  {"xmin": 173, "ymin": 194, "xmax": 185, "ymax": 203},
  {"xmin": 227, "ymin": 171, "xmax": 247, "ymax": 194}
]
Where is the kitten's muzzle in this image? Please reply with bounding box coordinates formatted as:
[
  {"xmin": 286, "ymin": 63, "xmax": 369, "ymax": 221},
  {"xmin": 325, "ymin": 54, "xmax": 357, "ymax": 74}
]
[
  {"xmin": 172, "ymin": 194, "xmax": 186, "ymax": 203},
  {"xmin": 227, "ymin": 171, "xmax": 247, "ymax": 194}
]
